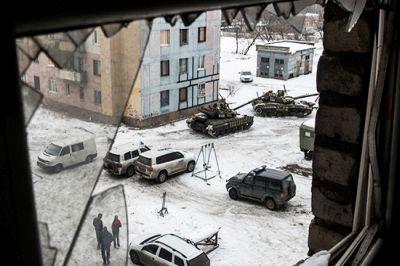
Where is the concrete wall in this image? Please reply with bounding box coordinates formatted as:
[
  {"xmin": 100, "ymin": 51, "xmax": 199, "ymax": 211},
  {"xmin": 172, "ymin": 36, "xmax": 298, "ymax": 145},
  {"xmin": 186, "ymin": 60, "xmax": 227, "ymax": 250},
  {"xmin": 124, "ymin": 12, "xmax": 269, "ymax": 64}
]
[
  {"xmin": 308, "ymin": 1, "xmax": 374, "ymax": 255},
  {"xmin": 256, "ymin": 51, "xmax": 288, "ymax": 79},
  {"xmin": 256, "ymin": 48, "xmax": 314, "ymax": 80}
]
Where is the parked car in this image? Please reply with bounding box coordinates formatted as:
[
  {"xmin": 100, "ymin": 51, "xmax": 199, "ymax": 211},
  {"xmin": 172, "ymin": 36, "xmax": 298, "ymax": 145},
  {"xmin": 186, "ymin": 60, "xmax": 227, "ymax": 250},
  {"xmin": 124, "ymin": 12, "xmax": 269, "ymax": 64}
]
[
  {"xmin": 239, "ymin": 70, "xmax": 253, "ymax": 82},
  {"xmin": 134, "ymin": 149, "xmax": 195, "ymax": 183},
  {"xmin": 129, "ymin": 233, "xmax": 210, "ymax": 266},
  {"xmin": 226, "ymin": 165, "xmax": 296, "ymax": 210},
  {"xmin": 103, "ymin": 143, "xmax": 150, "ymax": 177},
  {"xmin": 37, "ymin": 135, "xmax": 97, "ymax": 173}
]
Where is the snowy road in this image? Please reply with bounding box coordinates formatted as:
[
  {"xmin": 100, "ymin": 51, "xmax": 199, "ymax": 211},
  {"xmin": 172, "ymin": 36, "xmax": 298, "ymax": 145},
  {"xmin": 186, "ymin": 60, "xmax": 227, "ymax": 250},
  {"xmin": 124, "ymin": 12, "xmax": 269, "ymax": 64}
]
[{"xmin": 27, "ymin": 36, "xmax": 321, "ymax": 265}]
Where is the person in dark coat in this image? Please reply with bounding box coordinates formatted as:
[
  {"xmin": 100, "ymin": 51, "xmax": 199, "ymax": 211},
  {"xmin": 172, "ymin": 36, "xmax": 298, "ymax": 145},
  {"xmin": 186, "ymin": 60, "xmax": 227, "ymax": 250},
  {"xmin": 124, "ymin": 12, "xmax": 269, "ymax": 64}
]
[
  {"xmin": 111, "ymin": 215, "xmax": 122, "ymax": 248},
  {"xmin": 92, "ymin": 213, "xmax": 103, "ymax": 249},
  {"xmin": 101, "ymin": 226, "xmax": 114, "ymax": 265}
]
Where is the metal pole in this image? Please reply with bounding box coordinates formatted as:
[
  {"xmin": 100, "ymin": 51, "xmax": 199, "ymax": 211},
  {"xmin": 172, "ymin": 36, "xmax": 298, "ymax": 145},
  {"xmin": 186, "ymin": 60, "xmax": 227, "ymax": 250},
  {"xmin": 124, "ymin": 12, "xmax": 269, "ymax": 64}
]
[{"xmin": 212, "ymin": 143, "xmax": 221, "ymax": 177}]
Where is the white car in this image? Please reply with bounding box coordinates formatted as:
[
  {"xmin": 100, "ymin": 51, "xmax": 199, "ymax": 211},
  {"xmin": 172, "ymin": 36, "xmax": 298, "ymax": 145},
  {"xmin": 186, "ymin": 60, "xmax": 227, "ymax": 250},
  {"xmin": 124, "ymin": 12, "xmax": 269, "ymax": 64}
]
[
  {"xmin": 129, "ymin": 234, "xmax": 210, "ymax": 266},
  {"xmin": 134, "ymin": 149, "xmax": 195, "ymax": 183},
  {"xmin": 37, "ymin": 135, "xmax": 97, "ymax": 173},
  {"xmin": 103, "ymin": 142, "xmax": 150, "ymax": 177},
  {"xmin": 239, "ymin": 71, "xmax": 253, "ymax": 82}
]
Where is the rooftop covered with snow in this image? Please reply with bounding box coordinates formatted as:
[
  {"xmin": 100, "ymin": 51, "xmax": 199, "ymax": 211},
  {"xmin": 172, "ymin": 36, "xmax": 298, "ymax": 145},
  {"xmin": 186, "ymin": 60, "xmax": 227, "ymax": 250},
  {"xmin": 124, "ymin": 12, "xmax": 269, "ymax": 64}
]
[{"xmin": 256, "ymin": 41, "xmax": 315, "ymax": 54}]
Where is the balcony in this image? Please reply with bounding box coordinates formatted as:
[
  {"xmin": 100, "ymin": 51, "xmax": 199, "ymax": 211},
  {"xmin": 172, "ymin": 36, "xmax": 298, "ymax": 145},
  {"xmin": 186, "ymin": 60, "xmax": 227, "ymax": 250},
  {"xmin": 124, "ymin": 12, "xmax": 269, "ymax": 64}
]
[{"xmin": 59, "ymin": 69, "xmax": 87, "ymax": 83}]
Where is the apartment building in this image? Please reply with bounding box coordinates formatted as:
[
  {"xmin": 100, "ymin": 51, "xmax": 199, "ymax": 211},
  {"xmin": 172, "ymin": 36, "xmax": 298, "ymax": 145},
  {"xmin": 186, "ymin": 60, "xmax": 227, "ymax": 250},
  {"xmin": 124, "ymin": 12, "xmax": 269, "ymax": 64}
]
[{"xmin": 25, "ymin": 11, "xmax": 221, "ymax": 127}]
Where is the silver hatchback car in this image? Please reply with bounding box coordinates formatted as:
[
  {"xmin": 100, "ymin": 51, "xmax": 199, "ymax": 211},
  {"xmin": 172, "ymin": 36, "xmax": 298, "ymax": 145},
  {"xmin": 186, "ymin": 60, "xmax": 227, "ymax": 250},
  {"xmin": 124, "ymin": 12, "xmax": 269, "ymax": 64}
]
[{"xmin": 134, "ymin": 149, "xmax": 195, "ymax": 183}]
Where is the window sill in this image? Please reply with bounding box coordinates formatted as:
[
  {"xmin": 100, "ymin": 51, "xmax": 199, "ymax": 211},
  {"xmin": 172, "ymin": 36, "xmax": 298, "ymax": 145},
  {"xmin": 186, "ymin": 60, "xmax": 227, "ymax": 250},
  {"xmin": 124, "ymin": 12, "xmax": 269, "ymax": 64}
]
[{"xmin": 160, "ymin": 44, "xmax": 169, "ymax": 47}]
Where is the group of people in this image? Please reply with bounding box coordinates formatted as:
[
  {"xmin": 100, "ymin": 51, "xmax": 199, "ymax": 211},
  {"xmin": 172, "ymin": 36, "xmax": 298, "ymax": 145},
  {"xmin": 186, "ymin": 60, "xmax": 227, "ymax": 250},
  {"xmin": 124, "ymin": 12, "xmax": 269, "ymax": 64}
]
[{"xmin": 93, "ymin": 213, "xmax": 122, "ymax": 265}]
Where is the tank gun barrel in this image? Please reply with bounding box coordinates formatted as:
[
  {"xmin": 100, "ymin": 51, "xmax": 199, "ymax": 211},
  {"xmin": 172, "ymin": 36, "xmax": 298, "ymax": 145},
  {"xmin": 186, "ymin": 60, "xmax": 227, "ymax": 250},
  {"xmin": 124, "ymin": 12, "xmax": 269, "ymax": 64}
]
[
  {"xmin": 293, "ymin": 93, "xmax": 319, "ymax": 100},
  {"xmin": 233, "ymin": 95, "xmax": 265, "ymax": 111}
]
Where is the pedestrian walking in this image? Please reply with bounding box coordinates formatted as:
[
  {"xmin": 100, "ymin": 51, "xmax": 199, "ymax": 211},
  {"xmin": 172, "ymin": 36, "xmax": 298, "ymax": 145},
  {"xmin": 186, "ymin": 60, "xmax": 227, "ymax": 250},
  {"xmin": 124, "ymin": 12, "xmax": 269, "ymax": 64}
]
[
  {"xmin": 111, "ymin": 215, "xmax": 122, "ymax": 248},
  {"xmin": 101, "ymin": 226, "xmax": 114, "ymax": 265},
  {"xmin": 92, "ymin": 213, "xmax": 103, "ymax": 250}
]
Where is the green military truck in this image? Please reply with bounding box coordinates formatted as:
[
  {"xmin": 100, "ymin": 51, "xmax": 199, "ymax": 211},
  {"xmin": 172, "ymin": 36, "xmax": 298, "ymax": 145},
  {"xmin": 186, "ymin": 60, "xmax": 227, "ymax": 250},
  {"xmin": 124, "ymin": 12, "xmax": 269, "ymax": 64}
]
[{"xmin": 300, "ymin": 118, "xmax": 315, "ymax": 160}]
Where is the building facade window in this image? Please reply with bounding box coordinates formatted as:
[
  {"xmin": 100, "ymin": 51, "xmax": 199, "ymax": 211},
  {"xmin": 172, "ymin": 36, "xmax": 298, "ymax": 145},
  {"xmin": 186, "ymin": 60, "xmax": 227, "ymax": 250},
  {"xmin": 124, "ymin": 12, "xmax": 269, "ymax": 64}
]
[
  {"xmin": 48, "ymin": 79, "xmax": 57, "ymax": 92},
  {"xmin": 274, "ymin": 58, "xmax": 284, "ymax": 78},
  {"xmin": 76, "ymin": 57, "xmax": 84, "ymax": 72},
  {"xmin": 80, "ymin": 87, "xmax": 84, "ymax": 101},
  {"xmin": 160, "ymin": 90, "xmax": 170, "ymax": 107},
  {"xmin": 260, "ymin": 57, "xmax": 270, "ymax": 77},
  {"xmin": 179, "ymin": 87, "xmax": 188, "ymax": 102},
  {"xmin": 65, "ymin": 83, "xmax": 70, "ymax": 95},
  {"xmin": 160, "ymin": 30, "xmax": 170, "ymax": 46},
  {"xmin": 180, "ymin": 29, "xmax": 188, "ymax": 46},
  {"xmin": 33, "ymin": 76, "xmax": 40, "ymax": 90},
  {"xmin": 179, "ymin": 58, "xmax": 188, "ymax": 74},
  {"xmin": 198, "ymin": 55, "xmax": 205, "ymax": 69},
  {"xmin": 198, "ymin": 83, "xmax": 206, "ymax": 98},
  {"xmin": 94, "ymin": 90, "xmax": 101, "ymax": 105},
  {"xmin": 93, "ymin": 60, "xmax": 101, "ymax": 76},
  {"xmin": 160, "ymin": 60, "xmax": 170, "ymax": 76},
  {"xmin": 198, "ymin": 27, "xmax": 206, "ymax": 43},
  {"xmin": 93, "ymin": 29, "xmax": 98, "ymax": 44},
  {"xmin": 261, "ymin": 57, "xmax": 269, "ymax": 63}
]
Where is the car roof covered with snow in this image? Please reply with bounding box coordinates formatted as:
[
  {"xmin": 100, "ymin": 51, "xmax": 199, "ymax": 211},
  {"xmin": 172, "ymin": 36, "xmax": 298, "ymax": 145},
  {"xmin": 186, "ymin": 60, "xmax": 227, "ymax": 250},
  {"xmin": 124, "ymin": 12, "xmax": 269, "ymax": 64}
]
[
  {"xmin": 153, "ymin": 234, "xmax": 203, "ymax": 260},
  {"xmin": 52, "ymin": 134, "xmax": 94, "ymax": 147},
  {"xmin": 257, "ymin": 168, "xmax": 291, "ymax": 180},
  {"xmin": 138, "ymin": 148, "xmax": 181, "ymax": 159},
  {"xmin": 109, "ymin": 143, "xmax": 142, "ymax": 154}
]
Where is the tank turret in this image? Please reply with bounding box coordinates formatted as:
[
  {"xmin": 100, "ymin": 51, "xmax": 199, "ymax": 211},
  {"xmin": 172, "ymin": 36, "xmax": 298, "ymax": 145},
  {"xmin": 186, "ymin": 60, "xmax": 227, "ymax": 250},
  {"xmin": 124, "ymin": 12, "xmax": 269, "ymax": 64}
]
[
  {"xmin": 250, "ymin": 90, "xmax": 318, "ymax": 117},
  {"xmin": 186, "ymin": 99, "xmax": 254, "ymax": 137}
]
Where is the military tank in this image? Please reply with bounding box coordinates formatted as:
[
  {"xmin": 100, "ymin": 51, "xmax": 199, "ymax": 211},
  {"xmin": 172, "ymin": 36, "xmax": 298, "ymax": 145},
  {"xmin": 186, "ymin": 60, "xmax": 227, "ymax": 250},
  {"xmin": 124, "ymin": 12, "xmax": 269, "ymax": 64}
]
[
  {"xmin": 186, "ymin": 98, "xmax": 254, "ymax": 137},
  {"xmin": 234, "ymin": 90, "xmax": 318, "ymax": 118}
]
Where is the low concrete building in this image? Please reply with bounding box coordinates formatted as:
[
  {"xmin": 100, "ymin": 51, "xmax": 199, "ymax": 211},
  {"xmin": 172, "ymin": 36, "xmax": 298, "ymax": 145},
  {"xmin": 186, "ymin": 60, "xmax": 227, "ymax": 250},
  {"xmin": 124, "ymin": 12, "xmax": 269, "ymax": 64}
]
[{"xmin": 256, "ymin": 41, "xmax": 315, "ymax": 80}]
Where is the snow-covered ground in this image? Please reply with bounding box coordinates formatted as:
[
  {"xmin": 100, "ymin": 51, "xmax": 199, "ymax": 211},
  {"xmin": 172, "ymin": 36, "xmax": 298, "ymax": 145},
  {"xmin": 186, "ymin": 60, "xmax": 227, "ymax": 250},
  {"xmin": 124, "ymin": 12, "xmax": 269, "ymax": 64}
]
[{"xmin": 28, "ymin": 36, "xmax": 322, "ymax": 266}]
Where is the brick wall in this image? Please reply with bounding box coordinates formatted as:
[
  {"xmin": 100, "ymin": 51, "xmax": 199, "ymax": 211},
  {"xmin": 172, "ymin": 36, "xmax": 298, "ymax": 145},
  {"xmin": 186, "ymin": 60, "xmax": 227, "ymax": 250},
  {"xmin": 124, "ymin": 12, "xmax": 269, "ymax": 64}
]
[{"xmin": 308, "ymin": 2, "xmax": 375, "ymax": 254}]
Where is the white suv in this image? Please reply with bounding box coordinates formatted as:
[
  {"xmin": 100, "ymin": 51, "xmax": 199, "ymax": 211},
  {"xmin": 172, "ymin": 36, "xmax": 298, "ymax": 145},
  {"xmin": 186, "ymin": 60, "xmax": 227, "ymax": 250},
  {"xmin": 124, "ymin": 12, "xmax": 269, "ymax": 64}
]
[
  {"xmin": 103, "ymin": 143, "xmax": 150, "ymax": 177},
  {"xmin": 129, "ymin": 234, "xmax": 210, "ymax": 266},
  {"xmin": 134, "ymin": 149, "xmax": 195, "ymax": 183}
]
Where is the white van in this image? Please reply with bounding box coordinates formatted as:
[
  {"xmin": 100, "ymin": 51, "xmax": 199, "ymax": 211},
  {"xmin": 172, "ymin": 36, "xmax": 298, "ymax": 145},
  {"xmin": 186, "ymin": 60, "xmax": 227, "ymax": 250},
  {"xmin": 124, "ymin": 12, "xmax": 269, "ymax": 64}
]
[{"xmin": 37, "ymin": 135, "xmax": 97, "ymax": 172}]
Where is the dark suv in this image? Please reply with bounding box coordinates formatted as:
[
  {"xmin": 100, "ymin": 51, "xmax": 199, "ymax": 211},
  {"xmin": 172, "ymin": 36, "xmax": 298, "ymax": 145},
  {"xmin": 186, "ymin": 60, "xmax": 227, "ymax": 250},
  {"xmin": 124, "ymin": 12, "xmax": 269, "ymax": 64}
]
[{"xmin": 226, "ymin": 165, "xmax": 296, "ymax": 210}]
